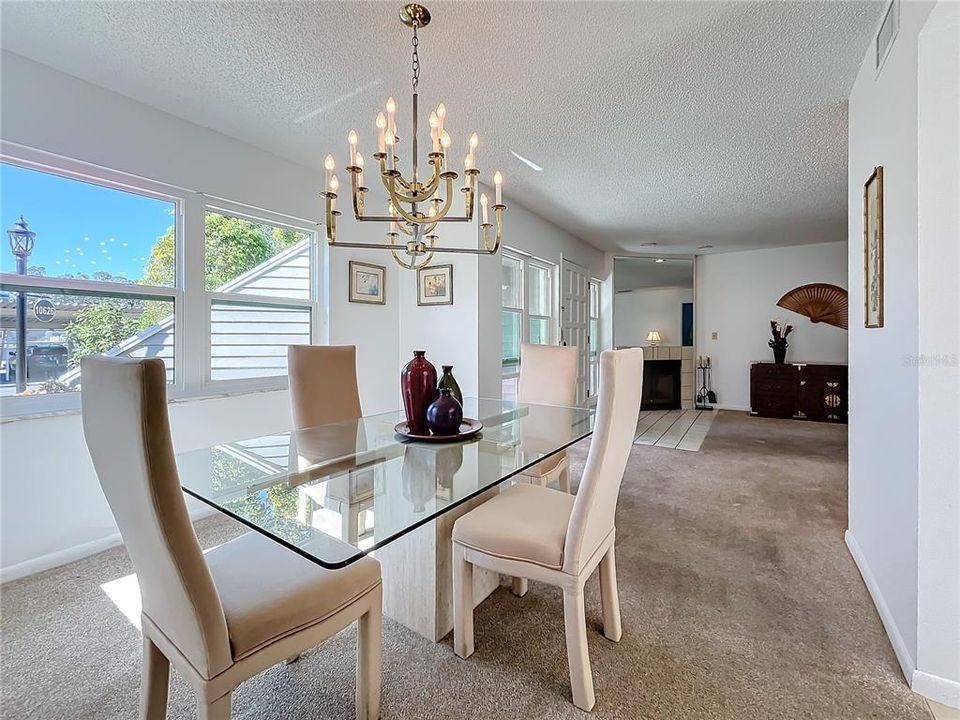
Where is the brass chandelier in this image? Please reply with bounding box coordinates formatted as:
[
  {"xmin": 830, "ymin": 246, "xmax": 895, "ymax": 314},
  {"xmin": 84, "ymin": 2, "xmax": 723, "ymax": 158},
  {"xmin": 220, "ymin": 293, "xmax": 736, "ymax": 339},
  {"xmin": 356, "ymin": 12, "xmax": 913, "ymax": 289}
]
[{"xmin": 321, "ymin": 3, "xmax": 505, "ymax": 270}]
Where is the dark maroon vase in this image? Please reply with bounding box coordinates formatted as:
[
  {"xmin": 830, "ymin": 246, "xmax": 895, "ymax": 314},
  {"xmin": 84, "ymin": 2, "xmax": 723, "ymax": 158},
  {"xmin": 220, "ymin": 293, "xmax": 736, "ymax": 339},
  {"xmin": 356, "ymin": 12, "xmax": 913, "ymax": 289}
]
[
  {"xmin": 401, "ymin": 350, "xmax": 439, "ymax": 435},
  {"xmin": 426, "ymin": 388, "xmax": 463, "ymax": 436}
]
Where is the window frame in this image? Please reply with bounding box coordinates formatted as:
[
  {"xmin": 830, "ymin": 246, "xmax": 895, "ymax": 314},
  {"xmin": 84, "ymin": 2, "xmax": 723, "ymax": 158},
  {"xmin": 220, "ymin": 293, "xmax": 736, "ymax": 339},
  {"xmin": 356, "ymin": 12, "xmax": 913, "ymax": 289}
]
[
  {"xmin": 501, "ymin": 249, "xmax": 556, "ymax": 389},
  {"xmin": 588, "ymin": 278, "xmax": 601, "ymax": 400},
  {"xmin": 0, "ymin": 143, "xmax": 325, "ymax": 417}
]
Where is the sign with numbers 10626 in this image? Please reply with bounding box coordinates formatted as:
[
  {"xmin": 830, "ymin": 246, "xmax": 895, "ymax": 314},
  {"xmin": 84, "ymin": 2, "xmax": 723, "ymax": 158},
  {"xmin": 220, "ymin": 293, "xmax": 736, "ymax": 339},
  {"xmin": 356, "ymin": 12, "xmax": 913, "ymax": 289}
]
[{"xmin": 33, "ymin": 298, "xmax": 56, "ymax": 323}]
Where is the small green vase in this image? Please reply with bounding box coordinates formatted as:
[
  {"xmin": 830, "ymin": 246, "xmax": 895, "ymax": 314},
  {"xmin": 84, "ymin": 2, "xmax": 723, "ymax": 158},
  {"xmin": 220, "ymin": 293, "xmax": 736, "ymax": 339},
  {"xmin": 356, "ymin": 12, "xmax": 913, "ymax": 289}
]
[{"xmin": 437, "ymin": 365, "xmax": 463, "ymax": 406}]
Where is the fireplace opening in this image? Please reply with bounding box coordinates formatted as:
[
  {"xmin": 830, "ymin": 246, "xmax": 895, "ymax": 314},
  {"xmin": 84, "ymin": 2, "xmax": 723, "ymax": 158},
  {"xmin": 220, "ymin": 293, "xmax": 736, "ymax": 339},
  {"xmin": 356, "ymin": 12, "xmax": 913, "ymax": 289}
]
[{"xmin": 641, "ymin": 359, "xmax": 681, "ymax": 411}]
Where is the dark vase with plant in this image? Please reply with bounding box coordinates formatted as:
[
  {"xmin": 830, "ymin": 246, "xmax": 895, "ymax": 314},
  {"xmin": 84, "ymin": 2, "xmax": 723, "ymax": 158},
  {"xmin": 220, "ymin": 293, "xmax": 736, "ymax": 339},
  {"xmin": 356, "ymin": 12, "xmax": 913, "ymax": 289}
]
[
  {"xmin": 426, "ymin": 388, "xmax": 463, "ymax": 435},
  {"xmin": 768, "ymin": 320, "xmax": 794, "ymax": 364},
  {"xmin": 401, "ymin": 350, "xmax": 439, "ymax": 434},
  {"xmin": 437, "ymin": 365, "xmax": 463, "ymax": 405}
]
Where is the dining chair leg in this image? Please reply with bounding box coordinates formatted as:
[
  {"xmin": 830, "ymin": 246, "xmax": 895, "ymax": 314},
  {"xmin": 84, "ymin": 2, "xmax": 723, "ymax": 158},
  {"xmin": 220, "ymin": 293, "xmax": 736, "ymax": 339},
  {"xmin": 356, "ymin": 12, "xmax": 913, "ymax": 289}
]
[
  {"xmin": 140, "ymin": 635, "xmax": 170, "ymax": 720},
  {"xmin": 199, "ymin": 693, "xmax": 231, "ymax": 720},
  {"xmin": 562, "ymin": 586, "xmax": 596, "ymax": 712},
  {"xmin": 558, "ymin": 465, "xmax": 571, "ymax": 494},
  {"xmin": 453, "ymin": 543, "xmax": 475, "ymax": 659},
  {"xmin": 511, "ymin": 577, "xmax": 528, "ymax": 597},
  {"xmin": 283, "ymin": 654, "xmax": 301, "ymax": 665},
  {"xmin": 599, "ymin": 544, "xmax": 622, "ymax": 642},
  {"xmin": 357, "ymin": 588, "xmax": 382, "ymax": 720}
]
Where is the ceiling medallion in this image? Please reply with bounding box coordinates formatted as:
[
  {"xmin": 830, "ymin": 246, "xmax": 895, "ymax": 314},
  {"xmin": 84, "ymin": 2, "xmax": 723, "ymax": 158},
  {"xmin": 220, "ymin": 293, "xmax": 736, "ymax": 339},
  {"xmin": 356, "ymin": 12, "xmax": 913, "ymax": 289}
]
[{"xmin": 321, "ymin": 3, "xmax": 505, "ymax": 270}]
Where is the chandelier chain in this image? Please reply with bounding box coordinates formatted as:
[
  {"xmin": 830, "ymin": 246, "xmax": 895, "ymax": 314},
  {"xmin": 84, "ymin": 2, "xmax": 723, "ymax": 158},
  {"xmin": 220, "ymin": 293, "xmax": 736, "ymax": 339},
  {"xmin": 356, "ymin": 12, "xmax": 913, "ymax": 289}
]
[{"xmin": 411, "ymin": 22, "xmax": 420, "ymax": 91}]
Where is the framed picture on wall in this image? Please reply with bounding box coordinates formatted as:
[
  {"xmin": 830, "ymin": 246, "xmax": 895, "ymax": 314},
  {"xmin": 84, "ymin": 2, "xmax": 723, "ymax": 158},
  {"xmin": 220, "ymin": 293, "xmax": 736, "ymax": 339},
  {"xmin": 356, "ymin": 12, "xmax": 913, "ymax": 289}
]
[
  {"xmin": 349, "ymin": 260, "xmax": 386, "ymax": 305},
  {"xmin": 863, "ymin": 166, "xmax": 884, "ymax": 328},
  {"xmin": 417, "ymin": 264, "xmax": 453, "ymax": 306}
]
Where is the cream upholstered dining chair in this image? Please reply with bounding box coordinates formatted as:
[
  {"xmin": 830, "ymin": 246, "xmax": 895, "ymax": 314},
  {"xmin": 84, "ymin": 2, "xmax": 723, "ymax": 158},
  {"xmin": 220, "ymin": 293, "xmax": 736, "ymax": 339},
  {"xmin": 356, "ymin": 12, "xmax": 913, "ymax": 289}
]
[
  {"xmin": 80, "ymin": 356, "xmax": 382, "ymax": 720},
  {"xmin": 452, "ymin": 348, "xmax": 644, "ymax": 712},
  {"xmin": 516, "ymin": 343, "xmax": 578, "ymax": 494},
  {"xmin": 288, "ymin": 344, "xmax": 363, "ymax": 429}
]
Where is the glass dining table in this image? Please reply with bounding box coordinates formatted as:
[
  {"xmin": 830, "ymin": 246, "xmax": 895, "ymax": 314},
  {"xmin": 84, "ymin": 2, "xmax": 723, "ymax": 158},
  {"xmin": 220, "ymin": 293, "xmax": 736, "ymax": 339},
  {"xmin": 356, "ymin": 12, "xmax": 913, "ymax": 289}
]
[{"xmin": 177, "ymin": 398, "xmax": 595, "ymax": 641}]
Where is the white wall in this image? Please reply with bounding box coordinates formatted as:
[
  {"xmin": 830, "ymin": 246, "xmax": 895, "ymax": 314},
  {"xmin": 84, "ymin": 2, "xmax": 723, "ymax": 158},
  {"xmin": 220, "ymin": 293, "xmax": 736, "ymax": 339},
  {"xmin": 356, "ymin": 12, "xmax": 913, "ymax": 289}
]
[
  {"xmin": 847, "ymin": 1, "xmax": 960, "ymax": 708},
  {"xmin": 0, "ymin": 390, "xmax": 292, "ymax": 580},
  {"xmin": 846, "ymin": 0, "xmax": 933, "ymax": 688},
  {"xmin": 614, "ymin": 287, "xmax": 693, "ymax": 348},
  {"xmin": 916, "ymin": 1, "xmax": 959, "ymax": 706},
  {"xmin": 695, "ymin": 242, "xmax": 848, "ymax": 411},
  {"xmin": 0, "ymin": 52, "xmax": 604, "ymax": 579}
]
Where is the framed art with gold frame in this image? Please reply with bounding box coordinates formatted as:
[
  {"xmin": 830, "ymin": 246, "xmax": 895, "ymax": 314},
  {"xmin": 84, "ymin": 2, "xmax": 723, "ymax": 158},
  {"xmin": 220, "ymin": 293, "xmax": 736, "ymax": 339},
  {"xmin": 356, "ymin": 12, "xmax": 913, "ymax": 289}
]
[{"xmin": 863, "ymin": 166, "xmax": 884, "ymax": 328}]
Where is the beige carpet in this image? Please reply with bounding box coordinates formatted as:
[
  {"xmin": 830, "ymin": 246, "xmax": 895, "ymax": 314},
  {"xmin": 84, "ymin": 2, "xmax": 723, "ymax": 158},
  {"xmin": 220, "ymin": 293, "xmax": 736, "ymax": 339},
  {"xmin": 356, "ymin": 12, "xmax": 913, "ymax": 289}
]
[{"xmin": 0, "ymin": 411, "xmax": 931, "ymax": 719}]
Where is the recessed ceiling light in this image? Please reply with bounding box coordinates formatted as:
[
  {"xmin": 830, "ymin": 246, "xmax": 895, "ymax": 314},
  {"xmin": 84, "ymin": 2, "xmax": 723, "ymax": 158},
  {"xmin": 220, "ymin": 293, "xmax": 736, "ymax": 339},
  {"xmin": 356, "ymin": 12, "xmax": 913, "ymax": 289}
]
[
  {"xmin": 697, "ymin": 244, "xmax": 714, "ymax": 250},
  {"xmin": 510, "ymin": 151, "xmax": 543, "ymax": 172},
  {"xmin": 655, "ymin": 258, "xmax": 665, "ymax": 264},
  {"xmin": 640, "ymin": 242, "xmax": 657, "ymax": 247}
]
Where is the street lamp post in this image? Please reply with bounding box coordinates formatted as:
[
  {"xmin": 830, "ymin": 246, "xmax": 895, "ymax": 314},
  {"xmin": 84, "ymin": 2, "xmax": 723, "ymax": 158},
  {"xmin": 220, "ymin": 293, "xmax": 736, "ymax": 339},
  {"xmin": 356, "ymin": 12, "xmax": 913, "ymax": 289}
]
[{"xmin": 7, "ymin": 217, "xmax": 36, "ymax": 394}]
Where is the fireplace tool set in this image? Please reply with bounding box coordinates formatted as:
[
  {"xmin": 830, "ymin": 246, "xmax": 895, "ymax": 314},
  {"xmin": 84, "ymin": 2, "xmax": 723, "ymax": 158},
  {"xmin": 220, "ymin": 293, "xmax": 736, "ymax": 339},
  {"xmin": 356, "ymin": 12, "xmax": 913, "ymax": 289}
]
[{"xmin": 696, "ymin": 356, "xmax": 717, "ymax": 410}]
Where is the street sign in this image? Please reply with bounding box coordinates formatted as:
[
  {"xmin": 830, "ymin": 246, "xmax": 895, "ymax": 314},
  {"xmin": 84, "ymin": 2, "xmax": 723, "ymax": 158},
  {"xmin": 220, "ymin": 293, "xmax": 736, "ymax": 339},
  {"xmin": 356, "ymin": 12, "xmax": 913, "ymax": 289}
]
[{"xmin": 33, "ymin": 298, "xmax": 56, "ymax": 323}]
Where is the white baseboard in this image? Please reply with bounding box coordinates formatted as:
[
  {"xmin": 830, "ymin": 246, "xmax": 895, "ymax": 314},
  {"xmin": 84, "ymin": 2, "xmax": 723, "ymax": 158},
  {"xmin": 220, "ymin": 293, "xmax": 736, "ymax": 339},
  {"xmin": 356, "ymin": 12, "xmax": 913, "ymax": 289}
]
[
  {"xmin": 0, "ymin": 504, "xmax": 219, "ymax": 584},
  {"xmin": 844, "ymin": 530, "xmax": 917, "ymax": 682},
  {"xmin": 713, "ymin": 403, "xmax": 751, "ymax": 412},
  {"xmin": 913, "ymin": 670, "xmax": 960, "ymax": 710}
]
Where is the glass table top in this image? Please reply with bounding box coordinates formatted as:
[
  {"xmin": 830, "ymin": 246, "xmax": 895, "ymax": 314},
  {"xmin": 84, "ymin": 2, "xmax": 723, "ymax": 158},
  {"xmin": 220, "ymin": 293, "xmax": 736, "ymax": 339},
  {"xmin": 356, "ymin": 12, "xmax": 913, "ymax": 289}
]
[{"xmin": 177, "ymin": 398, "xmax": 594, "ymax": 568}]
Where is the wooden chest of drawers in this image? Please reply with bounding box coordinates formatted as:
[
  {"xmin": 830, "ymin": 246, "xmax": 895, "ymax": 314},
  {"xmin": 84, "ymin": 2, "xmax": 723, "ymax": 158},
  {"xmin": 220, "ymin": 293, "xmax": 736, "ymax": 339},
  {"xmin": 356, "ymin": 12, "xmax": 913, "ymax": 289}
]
[{"xmin": 750, "ymin": 362, "xmax": 847, "ymax": 423}]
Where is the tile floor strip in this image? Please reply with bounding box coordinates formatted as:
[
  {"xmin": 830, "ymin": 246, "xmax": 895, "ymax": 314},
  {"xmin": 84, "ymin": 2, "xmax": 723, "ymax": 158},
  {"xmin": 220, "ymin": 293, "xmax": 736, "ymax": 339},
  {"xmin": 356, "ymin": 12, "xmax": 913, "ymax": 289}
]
[
  {"xmin": 656, "ymin": 410, "xmax": 700, "ymax": 448},
  {"xmin": 676, "ymin": 410, "xmax": 717, "ymax": 451}
]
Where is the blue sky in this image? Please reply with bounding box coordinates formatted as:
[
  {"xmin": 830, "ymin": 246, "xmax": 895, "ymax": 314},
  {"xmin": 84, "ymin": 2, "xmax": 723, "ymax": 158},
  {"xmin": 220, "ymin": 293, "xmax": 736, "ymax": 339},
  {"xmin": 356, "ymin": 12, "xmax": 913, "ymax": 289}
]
[{"xmin": 1, "ymin": 163, "xmax": 174, "ymax": 283}]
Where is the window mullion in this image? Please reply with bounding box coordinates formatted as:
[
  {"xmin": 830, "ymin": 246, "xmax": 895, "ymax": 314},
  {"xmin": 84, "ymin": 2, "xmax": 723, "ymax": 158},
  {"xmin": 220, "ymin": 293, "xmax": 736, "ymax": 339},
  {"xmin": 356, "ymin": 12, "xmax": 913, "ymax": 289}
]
[{"xmin": 181, "ymin": 192, "xmax": 206, "ymax": 394}]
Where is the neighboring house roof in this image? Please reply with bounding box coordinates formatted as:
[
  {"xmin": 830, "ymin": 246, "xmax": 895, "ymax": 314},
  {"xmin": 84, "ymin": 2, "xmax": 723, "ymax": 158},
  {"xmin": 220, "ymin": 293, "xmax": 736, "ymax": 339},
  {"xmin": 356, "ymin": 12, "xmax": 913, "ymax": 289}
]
[{"xmin": 57, "ymin": 239, "xmax": 310, "ymax": 385}]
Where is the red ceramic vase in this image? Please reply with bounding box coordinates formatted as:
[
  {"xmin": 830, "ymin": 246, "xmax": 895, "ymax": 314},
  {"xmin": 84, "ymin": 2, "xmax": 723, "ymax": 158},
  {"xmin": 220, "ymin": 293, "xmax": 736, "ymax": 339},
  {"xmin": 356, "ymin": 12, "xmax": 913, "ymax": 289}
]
[{"xmin": 401, "ymin": 350, "xmax": 439, "ymax": 435}]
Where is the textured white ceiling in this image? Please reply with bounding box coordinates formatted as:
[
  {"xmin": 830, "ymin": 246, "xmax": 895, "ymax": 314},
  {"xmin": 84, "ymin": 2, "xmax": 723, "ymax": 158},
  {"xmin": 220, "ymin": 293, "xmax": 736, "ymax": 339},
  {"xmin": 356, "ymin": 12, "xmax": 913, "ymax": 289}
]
[{"xmin": 0, "ymin": 1, "xmax": 882, "ymax": 254}]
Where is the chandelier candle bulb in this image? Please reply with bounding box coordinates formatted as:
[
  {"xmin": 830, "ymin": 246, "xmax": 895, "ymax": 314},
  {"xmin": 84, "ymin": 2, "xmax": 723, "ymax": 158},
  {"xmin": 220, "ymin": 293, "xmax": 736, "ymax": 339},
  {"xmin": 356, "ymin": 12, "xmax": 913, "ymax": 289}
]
[
  {"xmin": 480, "ymin": 193, "xmax": 489, "ymax": 224},
  {"xmin": 436, "ymin": 103, "xmax": 446, "ymax": 136},
  {"xmin": 376, "ymin": 113, "xmax": 387, "ymax": 153},
  {"xmin": 356, "ymin": 152, "xmax": 364, "ymax": 186},
  {"xmin": 348, "ymin": 130, "xmax": 358, "ymax": 165},
  {"xmin": 429, "ymin": 112, "xmax": 440, "ymax": 152},
  {"xmin": 469, "ymin": 132, "xmax": 479, "ymax": 163},
  {"xmin": 440, "ymin": 130, "xmax": 451, "ymax": 153},
  {"xmin": 386, "ymin": 97, "xmax": 397, "ymax": 136},
  {"xmin": 494, "ymin": 171, "xmax": 503, "ymax": 204},
  {"xmin": 324, "ymin": 154, "xmax": 335, "ymax": 188}
]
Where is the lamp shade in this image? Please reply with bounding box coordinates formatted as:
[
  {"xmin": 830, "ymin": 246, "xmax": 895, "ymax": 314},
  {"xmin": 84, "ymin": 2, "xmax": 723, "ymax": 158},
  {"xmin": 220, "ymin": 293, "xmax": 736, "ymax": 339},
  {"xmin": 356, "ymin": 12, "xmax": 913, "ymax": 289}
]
[{"xmin": 646, "ymin": 331, "xmax": 662, "ymax": 345}]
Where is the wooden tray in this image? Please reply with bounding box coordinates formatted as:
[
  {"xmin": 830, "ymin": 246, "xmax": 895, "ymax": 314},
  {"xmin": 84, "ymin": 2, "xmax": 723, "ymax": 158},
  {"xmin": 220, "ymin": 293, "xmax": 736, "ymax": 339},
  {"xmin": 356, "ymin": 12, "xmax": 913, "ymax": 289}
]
[{"xmin": 394, "ymin": 418, "xmax": 483, "ymax": 443}]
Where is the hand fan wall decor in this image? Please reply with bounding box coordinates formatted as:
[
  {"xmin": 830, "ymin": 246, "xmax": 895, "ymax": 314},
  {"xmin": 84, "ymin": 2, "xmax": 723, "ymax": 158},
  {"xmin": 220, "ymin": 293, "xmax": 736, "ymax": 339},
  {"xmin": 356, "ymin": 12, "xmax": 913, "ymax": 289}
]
[{"xmin": 776, "ymin": 283, "xmax": 848, "ymax": 330}]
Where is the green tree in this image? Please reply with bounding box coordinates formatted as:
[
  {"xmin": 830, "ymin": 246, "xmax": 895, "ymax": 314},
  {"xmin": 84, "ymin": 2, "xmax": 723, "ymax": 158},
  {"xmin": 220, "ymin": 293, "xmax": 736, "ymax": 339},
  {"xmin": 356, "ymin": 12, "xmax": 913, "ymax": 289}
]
[
  {"xmin": 142, "ymin": 213, "xmax": 304, "ymax": 291},
  {"xmin": 63, "ymin": 299, "xmax": 140, "ymax": 366}
]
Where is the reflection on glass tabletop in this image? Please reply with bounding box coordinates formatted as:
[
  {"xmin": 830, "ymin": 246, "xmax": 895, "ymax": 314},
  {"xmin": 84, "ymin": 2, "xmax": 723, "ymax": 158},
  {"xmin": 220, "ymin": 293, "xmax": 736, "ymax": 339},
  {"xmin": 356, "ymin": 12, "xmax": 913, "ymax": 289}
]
[{"xmin": 177, "ymin": 398, "xmax": 594, "ymax": 568}]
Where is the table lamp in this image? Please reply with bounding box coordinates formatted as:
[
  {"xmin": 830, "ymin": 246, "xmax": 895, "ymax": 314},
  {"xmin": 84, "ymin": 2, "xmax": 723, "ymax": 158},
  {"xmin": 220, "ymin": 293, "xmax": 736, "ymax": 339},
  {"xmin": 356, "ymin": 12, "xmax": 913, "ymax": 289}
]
[{"xmin": 646, "ymin": 330, "xmax": 662, "ymax": 347}]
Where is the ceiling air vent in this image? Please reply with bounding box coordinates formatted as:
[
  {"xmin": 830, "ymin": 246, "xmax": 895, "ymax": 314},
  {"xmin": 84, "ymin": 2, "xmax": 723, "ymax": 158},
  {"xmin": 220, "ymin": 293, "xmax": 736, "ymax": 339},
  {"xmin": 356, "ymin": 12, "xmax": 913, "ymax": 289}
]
[{"xmin": 876, "ymin": 0, "xmax": 900, "ymax": 72}]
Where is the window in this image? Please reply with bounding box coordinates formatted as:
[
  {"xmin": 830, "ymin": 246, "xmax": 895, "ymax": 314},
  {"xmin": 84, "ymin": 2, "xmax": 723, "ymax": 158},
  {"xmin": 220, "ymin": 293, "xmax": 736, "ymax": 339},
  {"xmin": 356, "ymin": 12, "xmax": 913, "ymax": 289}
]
[
  {"xmin": 588, "ymin": 279, "xmax": 601, "ymax": 398},
  {"xmin": 0, "ymin": 160, "xmax": 180, "ymax": 406},
  {"xmin": 203, "ymin": 208, "xmax": 317, "ymax": 383},
  {"xmin": 501, "ymin": 250, "xmax": 555, "ymax": 399},
  {"xmin": 0, "ymin": 150, "xmax": 322, "ymax": 415},
  {"xmin": 502, "ymin": 254, "xmax": 522, "ymax": 377}
]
